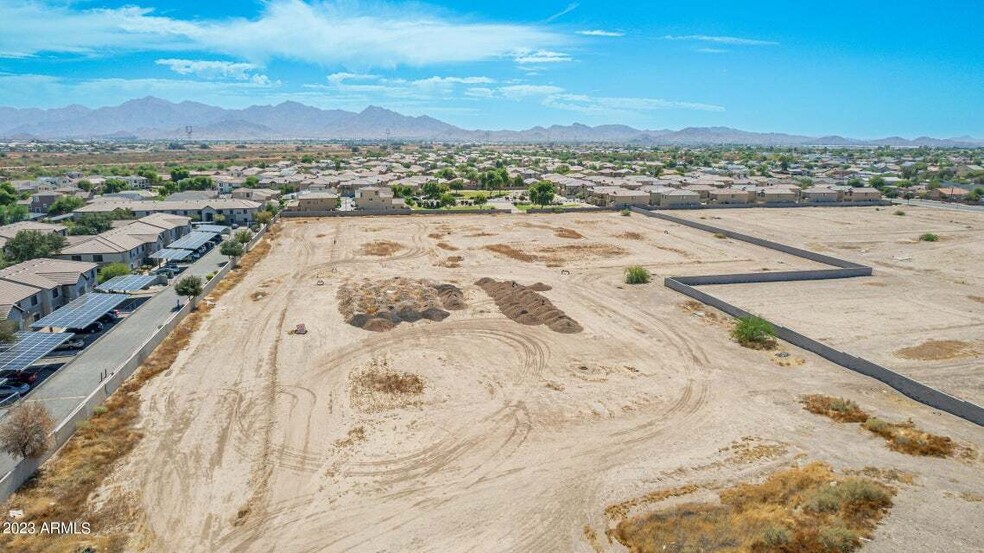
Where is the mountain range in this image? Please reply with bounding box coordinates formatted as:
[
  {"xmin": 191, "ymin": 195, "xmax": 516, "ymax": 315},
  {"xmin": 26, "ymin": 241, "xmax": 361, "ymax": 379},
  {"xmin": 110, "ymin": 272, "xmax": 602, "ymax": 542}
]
[{"xmin": 1, "ymin": 97, "xmax": 982, "ymax": 147}]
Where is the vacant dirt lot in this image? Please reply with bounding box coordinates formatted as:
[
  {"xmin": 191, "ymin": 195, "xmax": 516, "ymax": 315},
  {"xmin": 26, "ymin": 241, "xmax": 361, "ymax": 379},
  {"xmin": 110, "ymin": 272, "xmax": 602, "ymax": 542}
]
[
  {"xmin": 98, "ymin": 211, "xmax": 983, "ymax": 552},
  {"xmin": 681, "ymin": 206, "xmax": 984, "ymax": 406}
]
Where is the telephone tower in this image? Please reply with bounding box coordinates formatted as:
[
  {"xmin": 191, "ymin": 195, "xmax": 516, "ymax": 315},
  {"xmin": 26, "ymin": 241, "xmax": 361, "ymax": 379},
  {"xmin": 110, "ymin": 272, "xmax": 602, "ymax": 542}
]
[{"xmin": 185, "ymin": 125, "xmax": 193, "ymax": 141}]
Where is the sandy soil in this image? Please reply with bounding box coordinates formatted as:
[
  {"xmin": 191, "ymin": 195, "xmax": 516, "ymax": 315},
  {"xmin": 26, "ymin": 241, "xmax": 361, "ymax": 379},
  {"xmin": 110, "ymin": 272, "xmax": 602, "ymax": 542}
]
[
  {"xmin": 102, "ymin": 211, "xmax": 984, "ymax": 552},
  {"xmin": 677, "ymin": 206, "xmax": 984, "ymax": 406}
]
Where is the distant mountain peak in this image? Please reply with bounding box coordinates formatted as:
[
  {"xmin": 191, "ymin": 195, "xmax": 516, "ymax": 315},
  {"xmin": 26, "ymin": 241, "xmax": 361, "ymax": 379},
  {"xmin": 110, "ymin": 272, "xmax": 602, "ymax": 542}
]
[{"xmin": 0, "ymin": 97, "xmax": 979, "ymax": 146}]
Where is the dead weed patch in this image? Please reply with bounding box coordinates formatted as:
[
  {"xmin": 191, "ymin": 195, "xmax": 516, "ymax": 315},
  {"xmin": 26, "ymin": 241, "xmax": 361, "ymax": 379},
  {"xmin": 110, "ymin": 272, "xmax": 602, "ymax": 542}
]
[{"xmin": 895, "ymin": 339, "xmax": 979, "ymax": 361}]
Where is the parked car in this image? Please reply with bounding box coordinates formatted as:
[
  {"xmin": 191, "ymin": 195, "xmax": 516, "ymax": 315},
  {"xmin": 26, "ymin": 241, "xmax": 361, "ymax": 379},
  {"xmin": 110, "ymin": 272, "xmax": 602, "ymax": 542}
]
[
  {"xmin": 153, "ymin": 267, "xmax": 176, "ymax": 279},
  {"xmin": 0, "ymin": 382, "xmax": 31, "ymax": 396},
  {"xmin": 0, "ymin": 370, "xmax": 37, "ymax": 385},
  {"xmin": 74, "ymin": 321, "xmax": 104, "ymax": 334},
  {"xmin": 99, "ymin": 309, "xmax": 121, "ymax": 323},
  {"xmin": 55, "ymin": 337, "xmax": 86, "ymax": 350}
]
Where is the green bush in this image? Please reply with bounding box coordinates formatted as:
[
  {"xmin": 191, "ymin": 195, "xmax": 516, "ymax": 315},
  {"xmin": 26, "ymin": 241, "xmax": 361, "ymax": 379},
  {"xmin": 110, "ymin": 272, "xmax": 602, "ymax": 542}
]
[
  {"xmin": 818, "ymin": 525, "xmax": 857, "ymax": 553},
  {"xmin": 97, "ymin": 262, "xmax": 131, "ymax": 284},
  {"xmin": 762, "ymin": 526, "xmax": 792, "ymax": 546},
  {"xmin": 732, "ymin": 315, "xmax": 775, "ymax": 347},
  {"xmin": 918, "ymin": 233, "xmax": 938, "ymax": 242},
  {"xmin": 893, "ymin": 210, "xmax": 906, "ymax": 216},
  {"xmin": 620, "ymin": 208, "xmax": 631, "ymax": 216},
  {"xmin": 624, "ymin": 265, "xmax": 651, "ymax": 284}
]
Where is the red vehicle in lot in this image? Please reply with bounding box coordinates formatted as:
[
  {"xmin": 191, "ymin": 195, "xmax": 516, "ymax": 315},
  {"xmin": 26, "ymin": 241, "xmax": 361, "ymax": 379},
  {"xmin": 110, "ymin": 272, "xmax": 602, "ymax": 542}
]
[{"xmin": 0, "ymin": 370, "xmax": 37, "ymax": 385}]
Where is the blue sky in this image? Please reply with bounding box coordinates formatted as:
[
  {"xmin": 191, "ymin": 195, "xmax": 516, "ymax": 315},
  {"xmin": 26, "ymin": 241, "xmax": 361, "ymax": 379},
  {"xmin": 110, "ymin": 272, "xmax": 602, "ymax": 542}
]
[{"xmin": 1, "ymin": 0, "xmax": 982, "ymax": 137}]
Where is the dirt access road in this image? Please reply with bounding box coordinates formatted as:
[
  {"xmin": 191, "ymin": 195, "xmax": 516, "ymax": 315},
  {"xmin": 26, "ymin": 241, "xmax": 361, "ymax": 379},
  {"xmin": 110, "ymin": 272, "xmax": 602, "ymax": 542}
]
[{"xmin": 102, "ymin": 211, "xmax": 984, "ymax": 552}]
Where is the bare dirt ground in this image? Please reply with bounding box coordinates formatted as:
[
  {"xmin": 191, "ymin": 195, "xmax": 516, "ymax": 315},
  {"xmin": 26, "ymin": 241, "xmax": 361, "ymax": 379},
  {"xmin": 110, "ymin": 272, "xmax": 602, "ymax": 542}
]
[
  {"xmin": 677, "ymin": 206, "xmax": 984, "ymax": 406},
  {"xmin": 99, "ymin": 211, "xmax": 984, "ymax": 552}
]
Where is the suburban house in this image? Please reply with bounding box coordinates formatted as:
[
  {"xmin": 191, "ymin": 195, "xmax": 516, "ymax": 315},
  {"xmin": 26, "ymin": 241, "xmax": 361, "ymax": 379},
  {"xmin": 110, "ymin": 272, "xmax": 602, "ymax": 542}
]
[
  {"xmin": 74, "ymin": 199, "xmax": 262, "ymax": 225},
  {"xmin": 844, "ymin": 187, "xmax": 883, "ymax": 202},
  {"xmin": 802, "ymin": 188, "xmax": 839, "ymax": 203},
  {"xmin": 286, "ymin": 192, "xmax": 340, "ymax": 213},
  {"xmin": 0, "ymin": 221, "xmax": 68, "ymax": 249},
  {"xmin": 231, "ymin": 188, "xmax": 280, "ymax": 203},
  {"xmin": 927, "ymin": 186, "xmax": 970, "ymax": 201},
  {"xmin": 0, "ymin": 258, "xmax": 98, "ymax": 328},
  {"xmin": 600, "ymin": 188, "xmax": 650, "ymax": 208},
  {"xmin": 56, "ymin": 213, "xmax": 192, "ymax": 268},
  {"xmin": 709, "ymin": 188, "xmax": 753, "ymax": 205},
  {"xmin": 683, "ymin": 184, "xmax": 717, "ymax": 200},
  {"xmin": 658, "ymin": 189, "xmax": 702, "ymax": 208},
  {"xmin": 354, "ymin": 187, "xmax": 409, "ymax": 211},
  {"xmin": 760, "ymin": 187, "xmax": 799, "ymax": 204}
]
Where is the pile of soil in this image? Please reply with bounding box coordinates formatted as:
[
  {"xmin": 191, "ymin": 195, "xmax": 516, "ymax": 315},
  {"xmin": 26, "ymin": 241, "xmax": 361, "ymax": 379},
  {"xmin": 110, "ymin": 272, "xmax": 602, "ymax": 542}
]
[
  {"xmin": 338, "ymin": 277, "xmax": 464, "ymax": 332},
  {"xmin": 361, "ymin": 240, "xmax": 404, "ymax": 256},
  {"xmin": 475, "ymin": 278, "xmax": 582, "ymax": 334}
]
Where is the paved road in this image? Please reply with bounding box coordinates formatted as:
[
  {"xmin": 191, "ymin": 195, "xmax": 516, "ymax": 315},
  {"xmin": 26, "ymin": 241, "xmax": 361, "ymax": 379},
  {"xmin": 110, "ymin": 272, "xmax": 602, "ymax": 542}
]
[
  {"xmin": 0, "ymin": 247, "xmax": 229, "ymax": 474},
  {"xmin": 893, "ymin": 198, "xmax": 984, "ymax": 213}
]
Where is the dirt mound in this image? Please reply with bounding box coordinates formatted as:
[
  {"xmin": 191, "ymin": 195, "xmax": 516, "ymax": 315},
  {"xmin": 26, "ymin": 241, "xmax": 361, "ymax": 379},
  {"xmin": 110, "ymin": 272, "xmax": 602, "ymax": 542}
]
[
  {"xmin": 616, "ymin": 231, "xmax": 644, "ymax": 240},
  {"xmin": 436, "ymin": 242, "xmax": 458, "ymax": 251},
  {"xmin": 527, "ymin": 282, "xmax": 552, "ymax": 291},
  {"xmin": 554, "ymin": 227, "xmax": 584, "ymax": 239},
  {"xmin": 895, "ymin": 339, "xmax": 979, "ymax": 361},
  {"xmin": 484, "ymin": 244, "xmax": 536, "ymax": 263},
  {"xmin": 361, "ymin": 240, "xmax": 403, "ymax": 256},
  {"xmin": 432, "ymin": 284, "xmax": 466, "ymax": 310},
  {"xmin": 475, "ymin": 278, "xmax": 582, "ymax": 333},
  {"xmin": 338, "ymin": 277, "xmax": 463, "ymax": 331}
]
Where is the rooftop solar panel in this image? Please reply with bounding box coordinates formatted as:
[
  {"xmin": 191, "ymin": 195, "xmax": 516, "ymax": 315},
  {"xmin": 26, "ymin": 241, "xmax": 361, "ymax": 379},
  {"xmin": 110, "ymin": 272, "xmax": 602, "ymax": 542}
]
[
  {"xmin": 0, "ymin": 331, "xmax": 73, "ymax": 372},
  {"xmin": 150, "ymin": 248, "xmax": 193, "ymax": 261},
  {"xmin": 31, "ymin": 293, "xmax": 130, "ymax": 330},
  {"xmin": 96, "ymin": 274, "xmax": 158, "ymax": 292},
  {"xmin": 169, "ymin": 231, "xmax": 218, "ymax": 251}
]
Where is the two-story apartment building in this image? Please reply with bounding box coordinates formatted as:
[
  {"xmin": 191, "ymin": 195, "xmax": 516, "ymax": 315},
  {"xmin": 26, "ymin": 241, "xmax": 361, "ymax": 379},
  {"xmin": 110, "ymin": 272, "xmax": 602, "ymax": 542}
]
[
  {"xmin": 56, "ymin": 213, "xmax": 192, "ymax": 268},
  {"xmin": 74, "ymin": 199, "xmax": 262, "ymax": 226},
  {"xmin": 0, "ymin": 258, "xmax": 98, "ymax": 328}
]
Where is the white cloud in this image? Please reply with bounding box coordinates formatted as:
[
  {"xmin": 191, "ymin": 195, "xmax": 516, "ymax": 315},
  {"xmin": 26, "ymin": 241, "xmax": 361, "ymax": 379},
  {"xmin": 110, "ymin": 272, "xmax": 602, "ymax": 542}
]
[
  {"xmin": 499, "ymin": 85, "xmax": 566, "ymax": 99},
  {"xmin": 662, "ymin": 35, "xmax": 778, "ymax": 46},
  {"xmin": 465, "ymin": 87, "xmax": 496, "ymax": 98},
  {"xmin": 545, "ymin": 3, "xmax": 579, "ymax": 23},
  {"xmin": 512, "ymin": 49, "xmax": 573, "ymax": 64},
  {"xmin": 543, "ymin": 93, "xmax": 725, "ymax": 114},
  {"xmin": 576, "ymin": 30, "xmax": 624, "ymax": 37},
  {"xmin": 0, "ymin": 0, "xmax": 567, "ymax": 67},
  {"xmin": 326, "ymin": 72, "xmax": 380, "ymax": 84},
  {"xmin": 155, "ymin": 59, "xmax": 272, "ymax": 85},
  {"xmin": 695, "ymin": 48, "xmax": 729, "ymax": 54}
]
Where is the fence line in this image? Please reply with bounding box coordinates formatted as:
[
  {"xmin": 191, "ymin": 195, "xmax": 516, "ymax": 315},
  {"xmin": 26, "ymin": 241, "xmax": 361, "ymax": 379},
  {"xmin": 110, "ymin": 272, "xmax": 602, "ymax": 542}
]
[{"xmin": 630, "ymin": 206, "xmax": 984, "ymax": 427}]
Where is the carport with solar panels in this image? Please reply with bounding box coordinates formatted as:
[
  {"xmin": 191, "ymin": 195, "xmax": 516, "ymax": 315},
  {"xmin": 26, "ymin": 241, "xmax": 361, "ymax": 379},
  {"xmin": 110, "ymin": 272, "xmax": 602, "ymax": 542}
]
[
  {"xmin": 0, "ymin": 331, "xmax": 73, "ymax": 399},
  {"xmin": 31, "ymin": 293, "xmax": 131, "ymax": 331},
  {"xmin": 96, "ymin": 274, "xmax": 159, "ymax": 293},
  {"xmin": 150, "ymin": 230, "xmax": 219, "ymax": 264}
]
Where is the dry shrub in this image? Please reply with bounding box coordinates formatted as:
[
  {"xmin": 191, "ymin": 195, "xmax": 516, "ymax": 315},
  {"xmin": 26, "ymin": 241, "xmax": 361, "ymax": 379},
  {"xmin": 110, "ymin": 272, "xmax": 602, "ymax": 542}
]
[
  {"xmin": 436, "ymin": 241, "xmax": 458, "ymax": 251},
  {"xmin": 350, "ymin": 360, "xmax": 425, "ymax": 412},
  {"xmin": 862, "ymin": 418, "xmax": 955, "ymax": 457},
  {"xmin": 611, "ymin": 463, "xmax": 894, "ymax": 553},
  {"xmin": 895, "ymin": 339, "xmax": 979, "ymax": 361},
  {"xmin": 484, "ymin": 244, "xmax": 536, "ymax": 263},
  {"xmin": 0, "ymin": 224, "xmax": 278, "ymax": 553},
  {"xmin": 801, "ymin": 394, "xmax": 956, "ymax": 458},
  {"xmin": 554, "ymin": 227, "xmax": 584, "ymax": 239},
  {"xmin": 616, "ymin": 231, "xmax": 644, "ymax": 240},
  {"xmin": 361, "ymin": 240, "xmax": 404, "ymax": 256},
  {"xmin": 968, "ymin": 296, "xmax": 984, "ymax": 305},
  {"xmin": 801, "ymin": 395, "xmax": 870, "ymax": 423},
  {"xmin": 0, "ymin": 403, "xmax": 53, "ymax": 459}
]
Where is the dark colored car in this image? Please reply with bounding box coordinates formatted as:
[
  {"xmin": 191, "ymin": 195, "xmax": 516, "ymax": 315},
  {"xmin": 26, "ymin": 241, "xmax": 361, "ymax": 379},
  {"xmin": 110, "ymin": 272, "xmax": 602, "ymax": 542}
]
[
  {"xmin": 0, "ymin": 370, "xmax": 37, "ymax": 385},
  {"xmin": 75, "ymin": 321, "xmax": 104, "ymax": 334}
]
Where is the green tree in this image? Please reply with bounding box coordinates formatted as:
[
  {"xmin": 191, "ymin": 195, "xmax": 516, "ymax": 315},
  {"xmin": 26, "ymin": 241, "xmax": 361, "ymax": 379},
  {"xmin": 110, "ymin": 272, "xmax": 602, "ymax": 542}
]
[
  {"xmin": 175, "ymin": 275, "xmax": 203, "ymax": 301},
  {"xmin": 97, "ymin": 262, "xmax": 131, "ymax": 284},
  {"xmin": 0, "ymin": 318, "xmax": 17, "ymax": 345},
  {"xmin": 439, "ymin": 193, "xmax": 457, "ymax": 208},
  {"xmin": 47, "ymin": 195, "xmax": 85, "ymax": 215},
  {"xmin": 234, "ymin": 229, "xmax": 253, "ymax": 244},
  {"xmin": 170, "ymin": 168, "xmax": 191, "ymax": 182},
  {"xmin": 76, "ymin": 179, "xmax": 93, "ymax": 192},
  {"xmin": 4, "ymin": 231, "xmax": 67, "ymax": 263},
  {"xmin": 528, "ymin": 181, "xmax": 556, "ymax": 207},
  {"xmin": 422, "ymin": 181, "xmax": 447, "ymax": 199},
  {"xmin": 255, "ymin": 211, "xmax": 273, "ymax": 226},
  {"xmin": 0, "ymin": 183, "xmax": 19, "ymax": 206},
  {"xmin": 244, "ymin": 175, "xmax": 260, "ymax": 188},
  {"xmin": 69, "ymin": 213, "xmax": 114, "ymax": 235},
  {"xmin": 473, "ymin": 193, "xmax": 488, "ymax": 207},
  {"xmin": 868, "ymin": 175, "xmax": 886, "ymax": 189},
  {"xmin": 102, "ymin": 178, "xmax": 129, "ymax": 194},
  {"xmin": 220, "ymin": 240, "xmax": 245, "ymax": 263},
  {"xmin": 0, "ymin": 205, "xmax": 28, "ymax": 225}
]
